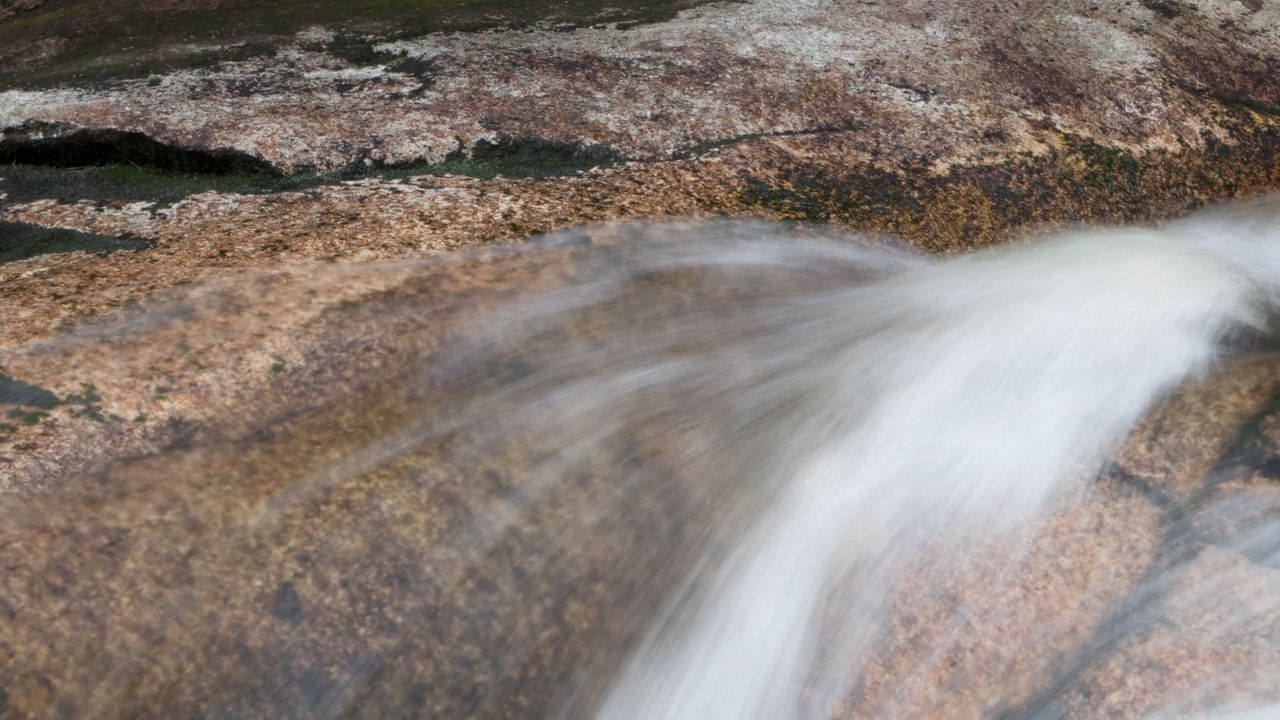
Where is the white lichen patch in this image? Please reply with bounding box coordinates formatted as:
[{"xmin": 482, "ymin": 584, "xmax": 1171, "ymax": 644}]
[
  {"xmin": 1058, "ymin": 15, "xmax": 1158, "ymax": 72},
  {"xmin": 295, "ymin": 26, "xmax": 337, "ymax": 44}
]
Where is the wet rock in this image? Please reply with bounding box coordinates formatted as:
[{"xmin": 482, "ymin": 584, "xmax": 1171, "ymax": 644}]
[{"xmin": 1, "ymin": 2, "xmax": 1280, "ymax": 718}]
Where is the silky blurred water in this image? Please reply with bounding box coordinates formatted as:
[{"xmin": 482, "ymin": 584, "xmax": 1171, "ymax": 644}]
[{"xmin": 1, "ymin": 199, "xmax": 1279, "ymax": 719}]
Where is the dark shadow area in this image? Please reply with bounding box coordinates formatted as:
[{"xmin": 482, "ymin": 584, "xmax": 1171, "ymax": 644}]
[
  {"xmin": 0, "ymin": 133, "xmax": 623, "ymax": 205},
  {"xmin": 1, "ymin": 162, "xmax": 310, "ymax": 205},
  {"xmin": 0, "ymin": 123, "xmax": 279, "ymax": 175},
  {"xmin": 0, "ymin": 219, "xmax": 154, "ymax": 264},
  {"xmin": 430, "ymin": 136, "xmax": 624, "ymax": 178}
]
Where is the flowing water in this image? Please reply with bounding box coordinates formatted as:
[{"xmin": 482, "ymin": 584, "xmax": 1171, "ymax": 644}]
[{"xmin": 1, "ymin": 199, "xmax": 1280, "ymax": 719}]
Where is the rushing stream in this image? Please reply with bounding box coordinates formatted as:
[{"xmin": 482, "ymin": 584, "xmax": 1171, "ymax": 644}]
[{"xmin": 2, "ymin": 199, "xmax": 1280, "ymax": 719}]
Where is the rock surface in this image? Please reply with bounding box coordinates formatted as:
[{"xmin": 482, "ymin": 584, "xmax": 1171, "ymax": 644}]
[
  {"xmin": 1, "ymin": 234, "xmax": 1279, "ymax": 719},
  {"xmin": 2, "ymin": 1, "xmax": 1280, "ymax": 719},
  {"xmin": 2, "ymin": 0, "xmax": 1280, "ymax": 347},
  {"xmin": 3, "ymin": 0, "xmax": 1279, "ymax": 172}
]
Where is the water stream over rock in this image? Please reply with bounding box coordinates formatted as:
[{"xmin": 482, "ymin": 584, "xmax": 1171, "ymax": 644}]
[{"xmin": 2, "ymin": 200, "xmax": 1279, "ymax": 719}]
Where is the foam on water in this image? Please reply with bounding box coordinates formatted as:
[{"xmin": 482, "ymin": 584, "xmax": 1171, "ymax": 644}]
[{"xmin": 595, "ymin": 220, "xmax": 1274, "ymax": 720}]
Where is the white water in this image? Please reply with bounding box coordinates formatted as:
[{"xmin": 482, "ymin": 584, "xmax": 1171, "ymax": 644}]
[{"xmin": 593, "ymin": 203, "xmax": 1280, "ymax": 720}]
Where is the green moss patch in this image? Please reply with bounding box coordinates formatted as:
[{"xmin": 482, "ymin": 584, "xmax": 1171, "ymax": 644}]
[
  {"xmin": 1, "ymin": 132, "xmax": 623, "ymax": 206},
  {"xmin": 0, "ymin": 374, "xmax": 109, "ymax": 426},
  {"xmin": 0, "ymin": 370, "xmax": 60, "ymax": 408},
  {"xmin": 1, "ymin": 162, "xmax": 309, "ymax": 204},
  {"xmin": 0, "ymin": 220, "xmax": 153, "ymax": 263},
  {"xmin": 63, "ymin": 382, "xmax": 106, "ymax": 421},
  {"xmin": 427, "ymin": 137, "xmax": 623, "ymax": 179},
  {"xmin": 6, "ymin": 408, "xmax": 49, "ymax": 425},
  {"xmin": 0, "ymin": 124, "xmax": 278, "ymax": 175}
]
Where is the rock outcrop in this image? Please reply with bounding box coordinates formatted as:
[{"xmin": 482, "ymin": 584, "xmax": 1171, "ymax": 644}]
[
  {"xmin": 2, "ymin": 1, "xmax": 1280, "ymax": 718},
  {"xmin": 2, "ymin": 0, "xmax": 1280, "ymax": 346}
]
